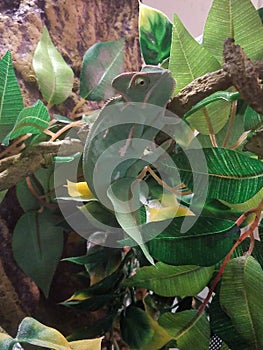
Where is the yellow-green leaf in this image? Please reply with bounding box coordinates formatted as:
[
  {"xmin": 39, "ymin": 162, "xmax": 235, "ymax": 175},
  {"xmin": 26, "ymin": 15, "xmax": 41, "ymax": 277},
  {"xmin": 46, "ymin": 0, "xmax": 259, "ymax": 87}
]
[
  {"xmin": 16, "ymin": 317, "xmax": 71, "ymax": 350},
  {"xmin": 66, "ymin": 180, "xmax": 94, "ymax": 199},
  {"xmin": 33, "ymin": 27, "xmax": 74, "ymax": 104},
  {"xmin": 139, "ymin": 3, "xmax": 172, "ymax": 65},
  {"xmin": 220, "ymin": 256, "xmax": 263, "ymax": 348},
  {"xmin": 69, "ymin": 337, "xmax": 103, "ymax": 350},
  {"xmin": 169, "ymin": 13, "xmax": 220, "ymax": 94},
  {"xmin": 141, "ymin": 314, "xmax": 172, "ymax": 350},
  {"xmin": 169, "ymin": 13, "xmax": 230, "ymax": 134},
  {"xmin": 159, "ymin": 310, "xmax": 210, "ymax": 350},
  {"xmin": 0, "ymin": 333, "xmax": 16, "ymax": 349},
  {"xmin": 203, "ymin": 0, "xmax": 263, "ymax": 63}
]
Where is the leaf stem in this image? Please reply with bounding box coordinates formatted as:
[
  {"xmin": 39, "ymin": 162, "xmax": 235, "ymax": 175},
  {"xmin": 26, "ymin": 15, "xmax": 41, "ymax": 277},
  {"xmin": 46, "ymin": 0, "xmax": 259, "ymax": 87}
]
[
  {"xmin": 0, "ymin": 134, "xmax": 29, "ymax": 159},
  {"xmin": 70, "ymin": 98, "xmax": 87, "ymax": 118},
  {"xmin": 222, "ymin": 100, "xmax": 237, "ymax": 147},
  {"xmin": 112, "ymin": 337, "xmax": 120, "ymax": 350},
  {"xmin": 198, "ymin": 198, "xmax": 263, "ymax": 314},
  {"xmin": 138, "ymin": 166, "xmax": 191, "ymax": 196},
  {"xmin": 49, "ymin": 121, "xmax": 82, "ymax": 142},
  {"xmin": 26, "ymin": 176, "xmax": 57, "ymax": 209},
  {"xmin": 230, "ymin": 130, "xmax": 250, "ymax": 150},
  {"xmin": 46, "ymin": 102, "xmax": 54, "ymax": 110},
  {"xmin": 202, "ymin": 107, "xmax": 218, "ymax": 147}
]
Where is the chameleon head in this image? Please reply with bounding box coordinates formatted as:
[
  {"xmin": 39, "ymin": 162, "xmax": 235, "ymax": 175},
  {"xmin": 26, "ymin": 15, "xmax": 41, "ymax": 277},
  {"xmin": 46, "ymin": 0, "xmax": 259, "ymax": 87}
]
[{"xmin": 112, "ymin": 65, "xmax": 176, "ymax": 107}]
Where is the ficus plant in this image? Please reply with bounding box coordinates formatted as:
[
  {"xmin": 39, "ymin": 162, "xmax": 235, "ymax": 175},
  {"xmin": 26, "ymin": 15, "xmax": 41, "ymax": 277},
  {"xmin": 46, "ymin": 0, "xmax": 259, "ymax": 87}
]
[{"xmin": 0, "ymin": 0, "xmax": 263, "ymax": 349}]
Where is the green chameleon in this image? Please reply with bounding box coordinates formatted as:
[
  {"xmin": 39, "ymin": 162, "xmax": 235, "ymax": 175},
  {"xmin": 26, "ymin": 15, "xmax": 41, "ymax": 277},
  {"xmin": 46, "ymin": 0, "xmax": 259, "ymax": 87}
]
[
  {"xmin": 82, "ymin": 66, "xmax": 176, "ymax": 263},
  {"xmin": 84, "ymin": 66, "xmax": 175, "ymax": 195}
]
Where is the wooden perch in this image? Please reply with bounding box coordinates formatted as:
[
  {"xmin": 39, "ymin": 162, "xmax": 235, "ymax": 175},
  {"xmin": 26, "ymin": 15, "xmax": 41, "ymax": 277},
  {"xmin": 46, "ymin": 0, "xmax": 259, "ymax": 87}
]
[
  {"xmin": 223, "ymin": 38, "xmax": 263, "ymax": 114},
  {"xmin": 0, "ymin": 139, "xmax": 83, "ymax": 191},
  {"xmin": 168, "ymin": 39, "xmax": 263, "ymax": 117}
]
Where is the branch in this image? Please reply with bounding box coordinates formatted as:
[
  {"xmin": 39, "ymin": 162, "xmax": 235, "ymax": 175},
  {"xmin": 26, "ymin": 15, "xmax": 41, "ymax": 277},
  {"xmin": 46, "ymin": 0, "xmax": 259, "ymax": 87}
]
[
  {"xmin": 167, "ymin": 69, "xmax": 232, "ymax": 116},
  {"xmin": 0, "ymin": 138, "xmax": 83, "ymax": 191},
  {"xmin": 223, "ymin": 38, "xmax": 263, "ymax": 114},
  {"xmin": 167, "ymin": 40, "xmax": 263, "ymax": 117}
]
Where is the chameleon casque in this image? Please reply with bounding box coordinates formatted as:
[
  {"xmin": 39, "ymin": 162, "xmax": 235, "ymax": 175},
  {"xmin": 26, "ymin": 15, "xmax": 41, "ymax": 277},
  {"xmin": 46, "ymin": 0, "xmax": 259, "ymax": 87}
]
[{"xmin": 83, "ymin": 66, "xmax": 175, "ymax": 263}]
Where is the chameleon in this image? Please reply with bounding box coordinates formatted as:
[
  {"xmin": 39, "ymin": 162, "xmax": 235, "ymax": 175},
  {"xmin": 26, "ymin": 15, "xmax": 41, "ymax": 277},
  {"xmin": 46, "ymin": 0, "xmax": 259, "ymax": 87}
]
[
  {"xmin": 83, "ymin": 65, "xmax": 176, "ymax": 206},
  {"xmin": 82, "ymin": 66, "xmax": 176, "ymax": 264}
]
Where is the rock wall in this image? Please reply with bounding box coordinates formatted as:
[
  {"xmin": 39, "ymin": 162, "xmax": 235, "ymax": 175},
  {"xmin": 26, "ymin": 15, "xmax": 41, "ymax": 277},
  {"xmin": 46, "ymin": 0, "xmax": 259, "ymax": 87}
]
[{"xmin": 0, "ymin": 0, "xmax": 141, "ymax": 113}]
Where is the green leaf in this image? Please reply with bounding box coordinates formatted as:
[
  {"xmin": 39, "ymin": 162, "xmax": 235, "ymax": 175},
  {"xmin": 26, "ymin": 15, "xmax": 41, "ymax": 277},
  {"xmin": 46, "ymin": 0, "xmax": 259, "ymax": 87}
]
[
  {"xmin": 16, "ymin": 317, "xmax": 71, "ymax": 350},
  {"xmin": 197, "ymin": 109, "xmax": 246, "ymax": 148},
  {"xmin": 210, "ymin": 291, "xmax": 251, "ymax": 350},
  {"xmin": 62, "ymin": 294, "xmax": 116, "ymax": 311},
  {"xmin": 169, "ymin": 13, "xmax": 220, "ymax": 93},
  {"xmin": 145, "ymin": 217, "xmax": 239, "ymax": 266},
  {"xmin": 139, "ymin": 3, "xmax": 172, "ymax": 65},
  {"xmin": 233, "ymin": 238, "xmax": 263, "ymax": 269},
  {"xmin": 187, "ymin": 100, "xmax": 231, "ymax": 135},
  {"xmin": 203, "ymin": 0, "xmax": 263, "ymax": 62},
  {"xmin": 120, "ymin": 306, "xmax": 154, "ymax": 349},
  {"xmin": 16, "ymin": 179, "xmax": 40, "ymax": 212},
  {"xmin": 78, "ymin": 200, "xmax": 119, "ymax": 228},
  {"xmin": 159, "ymin": 310, "xmax": 210, "ymax": 350},
  {"xmin": 66, "ymin": 313, "xmax": 115, "ymax": 341},
  {"xmin": 80, "ymin": 39, "xmax": 125, "ymax": 100},
  {"xmin": 162, "ymin": 148, "xmax": 263, "ymax": 203},
  {"xmin": 124, "ymin": 262, "xmax": 214, "ymax": 297},
  {"xmin": 34, "ymin": 165, "xmax": 55, "ymax": 194},
  {"xmin": 220, "ymin": 256, "xmax": 263, "ymax": 349},
  {"xmin": 169, "ymin": 14, "xmax": 230, "ymax": 134},
  {"xmin": 33, "ymin": 26, "xmax": 74, "ymax": 104},
  {"xmin": 0, "ymin": 190, "xmax": 7, "ymax": 204},
  {"xmin": 0, "ymin": 51, "xmax": 23, "ymax": 142},
  {"xmin": 16, "ymin": 165, "xmax": 55, "ymax": 211},
  {"xmin": 69, "ymin": 250, "xmax": 131, "ymax": 297},
  {"xmin": 244, "ymin": 105, "xmax": 263, "ymax": 131},
  {"xmin": 107, "ymin": 177, "xmax": 154, "ymax": 265},
  {"xmin": 12, "ymin": 209, "xmax": 64, "ymax": 297},
  {"xmin": 63, "ymin": 246, "xmax": 122, "ymax": 269},
  {"xmin": 184, "ymin": 91, "xmax": 240, "ymax": 119},
  {"xmin": 3, "ymin": 101, "xmax": 50, "ymax": 145},
  {"xmin": 140, "ymin": 314, "xmax": 172, "ymax": 350}
]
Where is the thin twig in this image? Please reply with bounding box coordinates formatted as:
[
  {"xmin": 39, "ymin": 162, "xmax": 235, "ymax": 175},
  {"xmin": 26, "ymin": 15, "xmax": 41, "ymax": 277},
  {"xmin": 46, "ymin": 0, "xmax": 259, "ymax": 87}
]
[
  {"xmin": 198, "ymin": 199, "xmax": 263, "ymax": 315},
  {"xmin": 202, "ymin": 108, "xmax": 217, "ymax": 147},
  {"xmin": 222, "ymin": 99, "xmax": 237, "ymax": 147}
]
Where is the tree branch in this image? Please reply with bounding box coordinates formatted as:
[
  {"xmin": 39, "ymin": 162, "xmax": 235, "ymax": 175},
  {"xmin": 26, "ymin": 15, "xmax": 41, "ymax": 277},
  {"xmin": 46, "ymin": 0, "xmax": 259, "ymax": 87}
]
[
  {"xmin": 0, "ymin": 139, "xmax": 83, "ymax": 191},
  {"xmin": 167, "ymin": 40, "xmax": 263, "ymax": 117}
]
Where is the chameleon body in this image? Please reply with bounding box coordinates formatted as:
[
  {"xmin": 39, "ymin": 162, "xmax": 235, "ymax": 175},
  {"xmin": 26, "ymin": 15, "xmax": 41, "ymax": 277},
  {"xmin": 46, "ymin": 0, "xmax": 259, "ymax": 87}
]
[
  {"xmin": 82, "ymin": 66, "xmax": 176, "ymax": 264},
  {"xmin": 83, "ymin": 66, "xmax": 176, "ymax": 208}
]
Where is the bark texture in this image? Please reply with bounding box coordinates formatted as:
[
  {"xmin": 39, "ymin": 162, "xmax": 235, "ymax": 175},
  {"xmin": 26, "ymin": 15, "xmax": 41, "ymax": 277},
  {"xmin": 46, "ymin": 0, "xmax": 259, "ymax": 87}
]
[{"xmin": 0, "ymin": 0, "xmax": 141, "ymax": 114}]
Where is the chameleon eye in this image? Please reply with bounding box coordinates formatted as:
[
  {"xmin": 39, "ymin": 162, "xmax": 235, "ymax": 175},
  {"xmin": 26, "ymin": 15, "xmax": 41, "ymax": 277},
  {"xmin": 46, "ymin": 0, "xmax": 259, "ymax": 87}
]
[
  {"xmin": 134, "ymin": 77, "xmax": 147, "ymax": 86},
  {"xmin": 129, "ymin": 74, "xmax": 150, "ymax": 89}
]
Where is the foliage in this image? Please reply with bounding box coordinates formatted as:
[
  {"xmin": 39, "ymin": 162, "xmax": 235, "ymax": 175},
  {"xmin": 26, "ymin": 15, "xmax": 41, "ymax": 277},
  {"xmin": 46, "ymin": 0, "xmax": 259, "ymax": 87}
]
[
  {"xmin": 0, "ymin": 317, "xmax": 103, "ymax": 350},
  {"xmin": 0, "ymin": 0, "xmax": 263, "ymax": 349}
]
